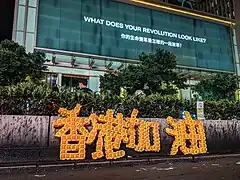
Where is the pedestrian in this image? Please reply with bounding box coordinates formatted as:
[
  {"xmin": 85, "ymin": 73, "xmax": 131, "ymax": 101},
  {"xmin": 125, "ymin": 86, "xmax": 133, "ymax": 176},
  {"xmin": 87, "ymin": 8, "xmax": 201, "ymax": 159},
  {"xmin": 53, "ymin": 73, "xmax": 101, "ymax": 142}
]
[{"xmin": 79, "ymin": 79, "xmax": 93, "ymax": 94}]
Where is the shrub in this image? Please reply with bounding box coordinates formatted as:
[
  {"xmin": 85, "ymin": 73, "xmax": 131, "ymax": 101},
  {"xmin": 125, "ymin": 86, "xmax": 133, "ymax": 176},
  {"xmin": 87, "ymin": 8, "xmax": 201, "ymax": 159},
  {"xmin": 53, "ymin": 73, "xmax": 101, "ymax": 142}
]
[{"xmin": 1, "ymin": 82, "xmax": 240, "ymax": 120}]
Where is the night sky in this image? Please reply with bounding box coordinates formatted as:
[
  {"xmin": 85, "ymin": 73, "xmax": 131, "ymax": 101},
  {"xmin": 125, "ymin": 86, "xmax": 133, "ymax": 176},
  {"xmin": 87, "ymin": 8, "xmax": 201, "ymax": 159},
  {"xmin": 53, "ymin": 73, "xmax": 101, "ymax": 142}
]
[{"xmin": 0, "ymin": 0, "xmax": 15, "ymax": 42}]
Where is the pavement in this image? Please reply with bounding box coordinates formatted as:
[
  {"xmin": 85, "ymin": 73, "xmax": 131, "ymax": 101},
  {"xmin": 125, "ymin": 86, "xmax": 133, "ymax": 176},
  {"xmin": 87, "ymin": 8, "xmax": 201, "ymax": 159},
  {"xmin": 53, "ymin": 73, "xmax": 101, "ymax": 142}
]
[{"xmin": 1, "ymin": 157, "xmax": 240, "ymax": 180}]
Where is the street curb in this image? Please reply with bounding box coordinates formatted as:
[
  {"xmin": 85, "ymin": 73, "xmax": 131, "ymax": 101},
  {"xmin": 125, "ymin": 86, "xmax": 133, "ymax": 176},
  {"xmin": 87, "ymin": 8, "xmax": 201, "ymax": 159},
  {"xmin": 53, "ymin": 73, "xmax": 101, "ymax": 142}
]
[{"xmin": 1, "ymin": 153, "xmax": 240, "ymax": 173}]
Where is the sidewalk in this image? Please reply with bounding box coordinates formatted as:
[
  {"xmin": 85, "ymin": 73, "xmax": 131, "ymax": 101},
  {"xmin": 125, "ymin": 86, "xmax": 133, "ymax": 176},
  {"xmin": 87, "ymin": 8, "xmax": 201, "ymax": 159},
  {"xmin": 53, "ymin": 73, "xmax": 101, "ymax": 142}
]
[
  {"xmin": 1, "ymin": 153, "xmax": 240, "ymax": 173},
  {"xmin": 1, "ymin": 156, "xmax": 240, "ymax": 180}
]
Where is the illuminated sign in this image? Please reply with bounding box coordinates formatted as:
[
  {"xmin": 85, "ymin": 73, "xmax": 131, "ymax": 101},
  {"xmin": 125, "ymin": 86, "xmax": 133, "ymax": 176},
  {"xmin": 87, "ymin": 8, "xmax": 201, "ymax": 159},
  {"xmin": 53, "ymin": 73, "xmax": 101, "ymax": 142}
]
[
  {"xmin": 83, "ymin": 15, "xmax": 207, "ymax": 48},
  {"xmin": 53, "ymin": 104, "xmax": 207, "ymax": 160},
  {"xmin": 37, "ymin": 0, "xmax": 234, "ymax": 71},
  {"xmin": 166, "ymin": 111, "xmax": 207, "ymax": 155}
]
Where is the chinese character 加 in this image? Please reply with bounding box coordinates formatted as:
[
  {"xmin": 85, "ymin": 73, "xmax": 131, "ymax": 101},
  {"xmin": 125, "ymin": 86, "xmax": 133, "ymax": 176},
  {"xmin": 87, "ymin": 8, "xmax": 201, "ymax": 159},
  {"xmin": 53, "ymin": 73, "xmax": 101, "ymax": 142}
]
[{"xmin": 126, "ymin": 109, "xmax": 160, "ymax": 152}]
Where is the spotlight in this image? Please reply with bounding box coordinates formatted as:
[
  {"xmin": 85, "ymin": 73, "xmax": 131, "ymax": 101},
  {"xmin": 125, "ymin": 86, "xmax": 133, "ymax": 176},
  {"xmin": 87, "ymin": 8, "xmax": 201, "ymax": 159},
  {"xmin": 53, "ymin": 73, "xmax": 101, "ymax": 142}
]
[
  {"xmin": 117, "ymin": 63, "xmax": 124, "ymax": 70},
  {"xmin": 52, "ymin": 53, "xmax": 56, "ymax": 65},
  {"xmin": 89, "ymin": 58, "xmax": 95, "ymax": 68},
  {"xmin": 71, "ymin": 56, "xmax": 76, "ymax": 66},
  {"xmin": 106, "ymin": 61, "xmax": 113, "ymax": 69}
]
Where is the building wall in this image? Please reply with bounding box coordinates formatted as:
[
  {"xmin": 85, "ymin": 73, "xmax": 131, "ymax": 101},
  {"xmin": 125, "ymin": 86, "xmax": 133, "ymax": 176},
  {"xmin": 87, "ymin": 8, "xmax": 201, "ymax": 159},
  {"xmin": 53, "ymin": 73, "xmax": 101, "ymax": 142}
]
[
  {"xmin": 36, "ymin": 0, "xmax": 234, "ymax": 72},
  {"xmin": 233, "ymin": 0, "xmax": 240, "ymax": 76},
  {"xmin": 12, "ymin": 0, "xmax": 38, "ymax": 52},
  {"xmin": 132, "ymin": 0, "xmax": 235, "ymax": 20},
  {"xmin": 11, "ymin": 0, "xmax": 238, "ymax": 93},
  {"xmin": 0, "ymin": 115, "xmax": 240, "ymax": 162},
  {"xmin": 197, "ymin": 0, "xmax": 235, "ymax": 19}
]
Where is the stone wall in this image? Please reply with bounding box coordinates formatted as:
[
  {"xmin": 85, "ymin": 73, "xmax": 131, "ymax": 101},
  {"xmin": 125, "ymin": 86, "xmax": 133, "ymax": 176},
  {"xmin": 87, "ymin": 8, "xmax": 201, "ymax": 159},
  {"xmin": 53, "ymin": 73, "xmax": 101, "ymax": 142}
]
[
  {"xmin": 0, "ymin": 115, "xmax": 49, "ymax": 147},
  {"xmin": 0, "ymin": 115, "xmax": 240, "ymax": 162}
]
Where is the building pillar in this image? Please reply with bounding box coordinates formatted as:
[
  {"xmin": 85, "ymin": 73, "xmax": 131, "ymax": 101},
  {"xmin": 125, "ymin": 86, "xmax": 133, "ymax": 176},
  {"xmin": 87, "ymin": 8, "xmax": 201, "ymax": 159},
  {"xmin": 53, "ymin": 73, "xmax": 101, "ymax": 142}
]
[
  {"xmin": 57, "ymin": 73, "xmax": 62, "ymax": 87},
  {"xmin": 232, "ymin": 28, "xmax": 240, "ymax": 76},
  {"xmin": 88, "ymin": 76, "xmax": 100, "ymax": 93},
  {"xmin": 234, "ymin": 0, "xmax": 240, "ymax": 76}
]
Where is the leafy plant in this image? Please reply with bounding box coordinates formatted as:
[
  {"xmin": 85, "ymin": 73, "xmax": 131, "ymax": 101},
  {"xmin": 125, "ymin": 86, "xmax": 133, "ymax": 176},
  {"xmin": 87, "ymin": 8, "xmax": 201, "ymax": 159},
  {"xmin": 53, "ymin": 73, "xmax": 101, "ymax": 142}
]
[
  {"xmin": 100, "ymin": 48, "xmax": 188, "ymax": 96},
  {"xmin": 193, "ymin": 73, "xmax": 238, "ymax": 101},
  {"xmin": 1, "ymin": 82, "xmax": 240, "ymax": 120},
  {"xmin": 0, "ymin": 40, "xmax": 47, "ymax": 85}
]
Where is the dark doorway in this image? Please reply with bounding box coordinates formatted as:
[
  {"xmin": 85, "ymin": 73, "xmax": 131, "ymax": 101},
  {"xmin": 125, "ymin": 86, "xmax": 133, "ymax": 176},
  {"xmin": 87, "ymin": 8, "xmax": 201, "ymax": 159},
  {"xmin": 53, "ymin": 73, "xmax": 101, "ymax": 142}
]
[{"xmin": 0, "ymin": 0, "xmax": 15, "ymax": 41}]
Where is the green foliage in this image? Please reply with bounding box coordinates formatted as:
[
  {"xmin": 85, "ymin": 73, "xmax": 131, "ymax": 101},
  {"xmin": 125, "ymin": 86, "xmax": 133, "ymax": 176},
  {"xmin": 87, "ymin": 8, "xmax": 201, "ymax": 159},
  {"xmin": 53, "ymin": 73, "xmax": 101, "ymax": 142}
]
[
  {"xmin": 0, "ymin": 81, "xmax": 190, "ymax": 117},
  {"xmin": 0, "ymin": 40, "xmax": 47, "ymax": 85},
  {"xmin": 2, "ymin": 82, "xmax": 240, "ymax": 120},
  {"xmin": 193, "ymin": 73, "xmax": 238, "ymax": 101},
  {"xmin": 100, "ymin": 48, "xmax": 187, "ymax": 95},
  {"xmin": 204, "ymin": 100, "xmax": 240, "ymax": 120}
]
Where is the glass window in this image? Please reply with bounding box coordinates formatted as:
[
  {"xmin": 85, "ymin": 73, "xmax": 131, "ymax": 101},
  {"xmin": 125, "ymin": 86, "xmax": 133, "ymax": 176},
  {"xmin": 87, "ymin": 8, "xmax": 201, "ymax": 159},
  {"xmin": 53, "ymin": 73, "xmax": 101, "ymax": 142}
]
[
  {"xmin": 25, "ymin": 33, "xmax": 35, "ymax": 52},
  {"xmin": 29, "ymin": 0, "xmax": 37, "ymax": 7},
  {"xmin": 16, "ymin": 31, "xmax": 24, "ymax": 46},
  {"xmin": 17, "ymin": 6, "xmax": 25, "ymax": 31},
  {"xmin": 45, "ymin": 73, "xmax": 58, "ymax": 86},
  {"xmin": 36, "ymin": 0, "xmax": 234, "ymax": 72},
  {"xmin": 27, "ymin": 7, "xmax": 36, "ymax": 32},
  {"xmin": 88, "ymin": 77, "xmax": 99, "ymax": 92},
  {"xmin": 62, "ymin": 74, "xmax": 89, "ymax": 89},
  {"xmin": 19, "ymin": 0, "xmax": 26, "ymax": 5}
]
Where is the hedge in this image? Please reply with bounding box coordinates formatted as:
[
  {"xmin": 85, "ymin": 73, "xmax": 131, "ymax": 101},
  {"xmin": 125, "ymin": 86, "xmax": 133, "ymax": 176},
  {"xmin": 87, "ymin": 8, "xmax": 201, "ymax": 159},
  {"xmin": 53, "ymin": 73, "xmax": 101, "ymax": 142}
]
[{"xmin": 0, "ymin": 82, "xmax": 240, "ymax": 120}]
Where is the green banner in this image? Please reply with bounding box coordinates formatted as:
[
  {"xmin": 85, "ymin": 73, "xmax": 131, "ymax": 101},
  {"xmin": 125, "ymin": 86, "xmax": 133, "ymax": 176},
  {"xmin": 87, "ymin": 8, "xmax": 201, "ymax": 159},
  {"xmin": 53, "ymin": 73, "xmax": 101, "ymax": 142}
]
[{"xmin": 37, "ymin": 0, "xmax": 234, "ymax": 72}]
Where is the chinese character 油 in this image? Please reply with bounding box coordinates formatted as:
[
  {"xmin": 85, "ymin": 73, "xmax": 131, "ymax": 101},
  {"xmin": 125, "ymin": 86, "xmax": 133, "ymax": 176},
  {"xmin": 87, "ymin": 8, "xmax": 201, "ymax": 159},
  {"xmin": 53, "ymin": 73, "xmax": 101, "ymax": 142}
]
[{"xmin": 165, "ymin": 111, "xmax": 207, "ymax": 156}]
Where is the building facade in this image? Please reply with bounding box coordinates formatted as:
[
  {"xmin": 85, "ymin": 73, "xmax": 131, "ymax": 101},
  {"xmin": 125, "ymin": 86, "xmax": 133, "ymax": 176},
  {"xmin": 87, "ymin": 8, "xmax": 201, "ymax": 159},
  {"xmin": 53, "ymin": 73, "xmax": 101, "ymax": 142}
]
[
  {"xmin": 233, "ymin": 0, "xmax": 240, "ymax": 77},
  {"xmin": 11, "ymin": 0, "xmax": 238, "ymax": 98},
  {"xmin": 156, "ymin": 0, "xmax": 235, "ymax": 19}
]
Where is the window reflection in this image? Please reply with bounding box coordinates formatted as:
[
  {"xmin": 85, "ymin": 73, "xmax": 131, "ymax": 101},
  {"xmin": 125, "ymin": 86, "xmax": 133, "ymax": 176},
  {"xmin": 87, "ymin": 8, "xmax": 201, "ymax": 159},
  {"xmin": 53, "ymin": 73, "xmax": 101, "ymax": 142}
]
[
  {"xmin": 45, "ymin": 73, "xmax": 57, "ymax": 86},
  {"xmin": 62, "ymin": 74, "xmax": 89, "ymax": 90}
]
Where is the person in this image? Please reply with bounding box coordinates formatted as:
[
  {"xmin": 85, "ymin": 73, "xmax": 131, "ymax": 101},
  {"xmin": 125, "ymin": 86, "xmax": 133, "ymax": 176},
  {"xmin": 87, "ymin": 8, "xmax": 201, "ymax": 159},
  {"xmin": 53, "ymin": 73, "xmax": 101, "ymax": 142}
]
[{"xmin": 79, "ymin": 79, "xmax": 93, "ymax": 94}]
